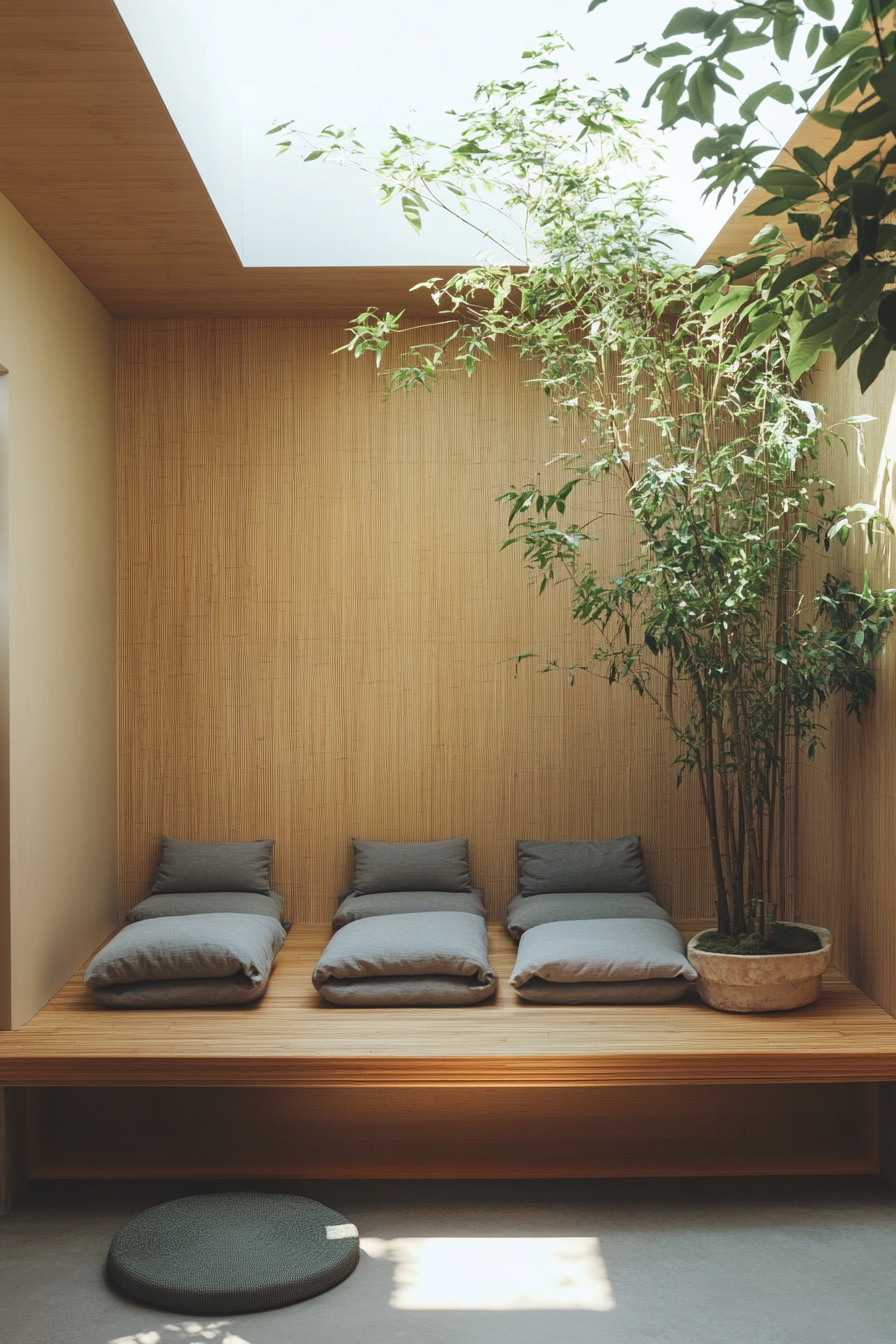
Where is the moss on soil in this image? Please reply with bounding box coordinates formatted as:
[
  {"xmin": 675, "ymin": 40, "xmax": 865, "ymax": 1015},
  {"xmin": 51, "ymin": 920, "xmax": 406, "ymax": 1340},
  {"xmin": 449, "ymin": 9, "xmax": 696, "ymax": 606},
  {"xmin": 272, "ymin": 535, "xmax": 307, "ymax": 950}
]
[{"xmin": 694, "ymin": 924, "xmax": 822, "ymax": 956}]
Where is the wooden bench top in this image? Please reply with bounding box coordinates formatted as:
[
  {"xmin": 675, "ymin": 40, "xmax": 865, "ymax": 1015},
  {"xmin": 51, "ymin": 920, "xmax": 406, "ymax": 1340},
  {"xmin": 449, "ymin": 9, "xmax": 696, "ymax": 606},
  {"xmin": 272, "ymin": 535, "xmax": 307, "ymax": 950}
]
[{"xmin": 1, "ymin": 923, "xmax": 894, "ymax": 1087}]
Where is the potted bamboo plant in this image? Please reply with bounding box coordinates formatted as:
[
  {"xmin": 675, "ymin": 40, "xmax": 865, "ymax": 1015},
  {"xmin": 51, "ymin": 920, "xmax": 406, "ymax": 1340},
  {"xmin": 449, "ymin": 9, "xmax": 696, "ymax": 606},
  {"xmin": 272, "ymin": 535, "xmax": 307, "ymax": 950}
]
[{"xmin": 280, "ymin": 39, "xmax": 896, "ymax": 1009}]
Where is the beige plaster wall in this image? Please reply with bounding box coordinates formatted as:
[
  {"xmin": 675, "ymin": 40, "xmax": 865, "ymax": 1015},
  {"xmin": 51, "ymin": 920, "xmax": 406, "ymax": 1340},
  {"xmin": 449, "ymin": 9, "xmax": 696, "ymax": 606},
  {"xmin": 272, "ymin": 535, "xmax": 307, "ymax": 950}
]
[
  {"xmin": 799, "ymin": 351, "xmax": 896, "ymax": 1016},
  {"xmin": 0, "ymin": 190, "xmax": 117, "ymax": 1028}
]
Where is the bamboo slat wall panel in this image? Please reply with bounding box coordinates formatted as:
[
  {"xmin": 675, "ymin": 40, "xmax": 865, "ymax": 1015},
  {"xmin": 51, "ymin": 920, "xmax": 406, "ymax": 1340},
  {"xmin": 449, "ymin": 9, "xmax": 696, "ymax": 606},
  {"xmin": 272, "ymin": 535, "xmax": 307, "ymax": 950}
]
[
  {"xmin": 117, "ymin": 318, "xmax": 714, "ymax": 923},
  {"xmin": 799, "ymin": 352, "xmax": 896, "ymax": 1016}
]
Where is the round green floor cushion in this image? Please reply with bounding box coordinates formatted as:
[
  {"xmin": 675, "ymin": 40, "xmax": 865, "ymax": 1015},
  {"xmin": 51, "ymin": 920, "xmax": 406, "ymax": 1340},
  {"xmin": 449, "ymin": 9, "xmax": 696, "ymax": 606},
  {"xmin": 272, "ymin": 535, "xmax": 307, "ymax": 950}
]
[{"xmin": 107, "ymin": 1192, "xmax": 360, "ymax": 1313}]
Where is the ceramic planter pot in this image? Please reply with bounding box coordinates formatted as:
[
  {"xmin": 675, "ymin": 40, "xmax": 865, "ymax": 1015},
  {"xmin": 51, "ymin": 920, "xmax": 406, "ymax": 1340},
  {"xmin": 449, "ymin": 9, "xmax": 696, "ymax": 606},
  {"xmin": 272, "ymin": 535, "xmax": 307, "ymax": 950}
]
[{"xmin": 686, "ymin": 923, "xmax": 833, "ymax": 1013}]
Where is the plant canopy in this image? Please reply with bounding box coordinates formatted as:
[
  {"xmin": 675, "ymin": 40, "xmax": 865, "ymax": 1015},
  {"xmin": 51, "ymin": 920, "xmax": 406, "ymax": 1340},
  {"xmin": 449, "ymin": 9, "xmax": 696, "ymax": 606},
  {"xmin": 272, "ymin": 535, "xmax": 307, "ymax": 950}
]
[
  {"xmin": 591, "ymin": 0, "xmax": 896, "ymax": 391},
  {"xmin": 274, "ymin": 37, "xmax": 895, "ymax": 940}
]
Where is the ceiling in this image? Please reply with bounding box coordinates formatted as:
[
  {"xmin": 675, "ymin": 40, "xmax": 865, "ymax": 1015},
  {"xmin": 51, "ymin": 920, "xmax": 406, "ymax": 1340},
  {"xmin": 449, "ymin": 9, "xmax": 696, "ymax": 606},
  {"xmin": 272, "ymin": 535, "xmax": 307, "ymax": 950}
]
[
  {"xmin": 0, "ymin": 0, "xmax": 445, "ymax": 315},
  {"xmin": 0, "ymin": 0, "xmax": 831, "ymax": 316}
]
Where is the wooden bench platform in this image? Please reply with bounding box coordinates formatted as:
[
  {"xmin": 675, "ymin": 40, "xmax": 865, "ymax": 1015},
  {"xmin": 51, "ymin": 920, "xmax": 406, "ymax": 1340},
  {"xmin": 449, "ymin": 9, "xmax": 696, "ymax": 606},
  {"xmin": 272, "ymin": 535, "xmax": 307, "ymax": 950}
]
[
  {"xmin": 4, "ymin": 925, "xmax": 894, "ymax": 1180},
  {"xmin": 2, "ymin": 923, "xmax": 895, "ymax": 1089}
]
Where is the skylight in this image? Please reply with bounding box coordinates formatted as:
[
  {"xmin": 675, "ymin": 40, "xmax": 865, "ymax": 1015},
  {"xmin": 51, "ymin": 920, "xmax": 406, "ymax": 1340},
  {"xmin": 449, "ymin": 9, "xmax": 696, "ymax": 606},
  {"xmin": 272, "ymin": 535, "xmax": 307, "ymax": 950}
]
[{"xmin": 114, "ymin": 0, "xmax": 824, "ymax": 268}]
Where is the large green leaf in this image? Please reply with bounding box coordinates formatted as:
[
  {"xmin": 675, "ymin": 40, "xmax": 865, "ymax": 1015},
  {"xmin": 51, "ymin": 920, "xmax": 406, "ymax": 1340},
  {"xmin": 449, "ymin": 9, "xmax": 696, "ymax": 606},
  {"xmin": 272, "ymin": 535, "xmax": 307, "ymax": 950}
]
[
  {"xmin": 756, "ymin": 167, "xmax": 820, "ymax": 200},
  {"xmin": 837, "ymin": 266, "xmax": 894, "ymax": 326},
  {"xmin": 663, "ymin": 7, "xmax": 715, "ymax": 37},
  {"xmin": 768, "ymin": 256, "xmax": 829, "ymax": 299},
  {"xmin": 706, "ymin": 284, "xmax": 754, "ymax": 325},
  {"xmin": 833, "ymin": 318, "xmax": 875, "ymax": 368},
  {"xmin": 749, "ymin": 196, "xmax": 796, "ymax": 217},
  {"xmin": 858, "ymin": 329, "xmax": 893, "ymax": 391},
  {"xmin": 786, "ymin": 309, "xmax": 839, "ymax": 381},
  {"xmin": 813, "ymin": 28, "xmax": 872, "ymax": 73},
  {"xmin": 740, "ymin": 81, "xmax": 793, "ymax": 119},
  {"xmin": 791, "ymin": 145, "xmax": 828, "ymax": 177}
]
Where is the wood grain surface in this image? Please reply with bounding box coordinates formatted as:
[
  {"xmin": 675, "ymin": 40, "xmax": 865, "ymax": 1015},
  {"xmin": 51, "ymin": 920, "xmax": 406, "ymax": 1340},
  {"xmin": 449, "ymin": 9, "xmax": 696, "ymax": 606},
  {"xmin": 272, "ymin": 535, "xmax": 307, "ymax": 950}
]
[
  {"xmin": 797, "ymin": 353, "xmax": 896, "ymax": 1019},
  {"xmin": 117, "ymin": 317, "xmax": 716, "ymax": 925},
  {"xmin": 1, "ymin": 924, "xmax": 894, "ymax": 1089},
  {"xmin": 0, "ymin": 0, "xmax": 464, "ymax": 317}
]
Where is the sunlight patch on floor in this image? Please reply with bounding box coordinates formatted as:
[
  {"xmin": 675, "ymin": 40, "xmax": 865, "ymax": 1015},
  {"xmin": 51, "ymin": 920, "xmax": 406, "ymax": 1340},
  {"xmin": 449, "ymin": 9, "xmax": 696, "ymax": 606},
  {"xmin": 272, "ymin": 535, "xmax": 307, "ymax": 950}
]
[{"xmin": 360, "ymin": 1236, "xmax": 615, "ymax": 1311}]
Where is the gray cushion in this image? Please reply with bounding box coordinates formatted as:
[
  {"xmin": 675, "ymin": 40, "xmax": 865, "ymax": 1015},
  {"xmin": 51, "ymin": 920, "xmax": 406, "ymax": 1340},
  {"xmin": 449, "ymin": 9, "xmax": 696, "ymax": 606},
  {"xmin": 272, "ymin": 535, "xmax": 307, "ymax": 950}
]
[
  {"xmin": 333, "ymin": 889, "xmax": 485, "ymax": 931},
  {"xmin": 350, "ymin": 837, "xmax": 471, "ymax": 895},
  {"xmin": 126, "ymin": 891, "xmax": 284, "ymax": 923},
  {"xmin": 516, "ymin": 836, "xmax": 649, "ymax": 895},
  {"xmin": 510, "ymin": 918, "xmax": 696, "ymax": 994},
  {"xmin": 85, "ymin": 913, "xmax": 285, "ymax": 1008},
  {"xmin": 107, "ymin": 1192, "xmax": 359, "ymax": 1312},
  {"xmin": 317, "ymin": 974, "xmax": 497, "ymax": 1007},
  {"xmin": 150, "ymin": 837, "xmax": 273, "ymax": 895},
  {"xmin": 505, "ymin": 891, "xmax": 666, "ymax": 941},
  {"xmin": 512, "ymin": 976, "xmax": 691, "ymax": 1004},
  {"xmin": 313, "ymin": 911, "xmax": 496, "ymax": 1007}
]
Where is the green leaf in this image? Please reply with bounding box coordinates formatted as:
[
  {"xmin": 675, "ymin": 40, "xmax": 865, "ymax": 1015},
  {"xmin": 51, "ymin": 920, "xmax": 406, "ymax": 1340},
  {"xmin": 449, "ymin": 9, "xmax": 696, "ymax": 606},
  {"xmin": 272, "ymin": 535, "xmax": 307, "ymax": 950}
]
[
  {"xmin": 833, "ymin": 319, "xmax": 875, "ymax": 368},
  {"xmin": 739, "ymin": 313, "xmax": 782, "ymax": 352},
  {"xmin": 729, "ymin": 256, "xmax": 767, "ymax": 280},
  {"xmin": 663, "ymin": 7, "xmax": 715, "ymax": 37},
  {"xmin": 791, "ymin": 145, "xmax": 828, "ymax": 177},
  {"xmin": 788, "ymin": 212, "xmax": 822, "ymax": 242},
  {"xmin": 812, "ymin": 107, "xmax": 846, "ymax": 129},
  {"xmin": 749, "ymin": 196, "xmax": 794, "ymax": 217},
  {"xmin": 401, "ymin": 194, "xmax": 426, "ymax": 233},
  {"xmin": 773, "ymin": 7, "xmax": 799, "ymax": 61},
  {"xmin": 304, "ymin": 149, "xmax": 324, "ymax": 161},
  {"xmin": 871, "ymin": 62, "xmax": 896, "ymax": 109},
  {"xmin": 740, "ymin": 81, "xmax": 793, "ymax": 120},
  {"xmin": 756, "ymin": 167, "xmax": 819, "ymax": 200},
  {"xmin": 801, "ymin": 309, "xmax": 842, "ymax": 341},
  {"xmin": 858, "ymin": 329, "xmax": 893, "ymax": 391},
  {"xmin": 768, "ymin": 255, "xmax": 829, "ymax": 299},
  {"xmin": 647, "ymin": 42, "xmax": 691, "ymax": 61},
  {"xmin": 813, "ymin": 28, "xmax": 871, "ymax": 73},
  {"xmin": 786, "ymin": 309, "xmax": 839, "ymax": 381},
  {"xmin": 837, "ymin": 266, "xmax": 894, "ymax": 326},
  {"xmin": 687, "ymin": 64, "xmax": 716, "ymax": 123},
  {"xmin": 587, "ymin": 0, "xmax": 609, "ymax": 9},
  {"xmin": 805, "ymin": 0, "xmax": 834, "ymax": 15},
  {"xmin": 838, "ymin": 102, "xmax": 896, "ymax": 145},
  {"xmin": 706, "ymin": 284, "xmax": 754, "ymax": 326}
]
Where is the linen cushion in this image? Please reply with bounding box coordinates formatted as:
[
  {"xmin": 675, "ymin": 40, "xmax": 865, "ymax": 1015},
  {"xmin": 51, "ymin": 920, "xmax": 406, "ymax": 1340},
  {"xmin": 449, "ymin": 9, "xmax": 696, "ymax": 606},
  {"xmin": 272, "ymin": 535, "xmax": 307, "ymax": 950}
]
[
  {"xmin": 509, "ymin": 918, "xmax": 695, "ymax": 990},
  {"xmin": 85, "ymin": 913, "xmax": 285, "ymax": 1008},
  {"xmin": 333, "ymin": 889, "xmax": 485, "ymax": 931},
  {"xmin": 350, "ymin": 838, "xmax": 471, "ymax": 895},
  {"xmin": 505, "ymin": 891, "xmax": 667, "ymax": 941},
  {"xmin": 150, "ymin": 837, "xmax": 273, "ymax": 895},
  {"xmin": 516, "ymin": 836, "xmax": 649, "ymax": 896},
  {"xmin": 312, "ymin": 911, "xmax": 496, "ymax": 1006},
  {"xmin": 127, "ymin": 891, "xmax": 284, "ymax": 923}
]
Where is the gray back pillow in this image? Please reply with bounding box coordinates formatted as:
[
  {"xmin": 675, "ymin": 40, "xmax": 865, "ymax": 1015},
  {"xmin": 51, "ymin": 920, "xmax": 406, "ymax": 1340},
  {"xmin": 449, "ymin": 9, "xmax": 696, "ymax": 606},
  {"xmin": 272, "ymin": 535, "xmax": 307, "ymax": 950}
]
[
  {"xmin": 150, "ymin": 837, "xmax": 274, "ymax": 895},
  {"xmin": 516, "ymin": 836, "xmax": 649, "ymax": 896},
  {"xmin": 351, "ymin": 838, "xmax": 471, "ymax": 895}
]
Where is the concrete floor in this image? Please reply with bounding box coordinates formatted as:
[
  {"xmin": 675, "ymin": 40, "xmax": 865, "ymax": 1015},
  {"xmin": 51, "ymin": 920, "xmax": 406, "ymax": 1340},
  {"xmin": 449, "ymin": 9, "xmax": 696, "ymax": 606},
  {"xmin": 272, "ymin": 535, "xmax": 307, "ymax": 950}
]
[{"xmin": 0, "ymin": 1176, "xmax": 895, "ymax": 1344}]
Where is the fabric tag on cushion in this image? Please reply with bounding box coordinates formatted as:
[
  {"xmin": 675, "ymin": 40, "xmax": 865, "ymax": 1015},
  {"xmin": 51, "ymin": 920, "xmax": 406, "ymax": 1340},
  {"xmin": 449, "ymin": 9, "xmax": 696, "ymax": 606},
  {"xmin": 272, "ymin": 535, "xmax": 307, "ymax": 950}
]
[
  {"xmin": 150, "ymin": 837, "xmax": 274, "ymax": 895},
  {"xmin": 516, "ymin": 836, "xmax": 648, "ymax": 895},
  {"xmin": 350, "ymin": 838, "xmax": 471, "ymax": 895}
]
